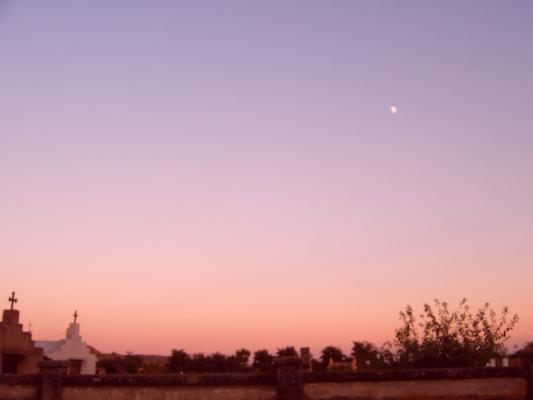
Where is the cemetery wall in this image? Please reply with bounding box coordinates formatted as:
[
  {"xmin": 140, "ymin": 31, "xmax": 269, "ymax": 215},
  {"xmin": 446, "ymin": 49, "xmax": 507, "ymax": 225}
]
[
  {"xmin": 302, "ymin": 367, "xmax": 529, "ymax": 400},
  {"xmin": 0, "ymin": 358, "xmax": 532, "ymax": 400}
]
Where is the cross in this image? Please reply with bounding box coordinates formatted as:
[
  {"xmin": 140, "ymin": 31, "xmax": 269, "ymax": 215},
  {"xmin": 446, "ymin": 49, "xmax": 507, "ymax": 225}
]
[
  {"xmin": 8, "ymin": 291, "xmax": 17, "ymax": 310},
  {"xmin": 73, "ymin": 310, "xmax": 78, "ymax": 323}
]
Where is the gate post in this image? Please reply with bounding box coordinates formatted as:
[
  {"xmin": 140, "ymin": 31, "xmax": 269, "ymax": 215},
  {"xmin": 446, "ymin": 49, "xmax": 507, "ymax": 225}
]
[
  {"xmin": 38, "ymin": 360, "xmax": 69, "ymax": 400},
  {"xmin": 275, "ymin": 356, "xmax": 303, "ymax": 400},
  {"xmin": 527, "ymin": 357, "xmax": 533, "ymax": 400}
]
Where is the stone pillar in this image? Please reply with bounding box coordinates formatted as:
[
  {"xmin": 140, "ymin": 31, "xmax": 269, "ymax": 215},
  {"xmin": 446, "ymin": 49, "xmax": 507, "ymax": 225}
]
[
  {"xmin": 527, "ymin": 357, "xmax": 533, "ymax": 400},
  {"xmin": 275, "ymin": 356, "xmax": 302, "ymax": 400},
  {"xmin": 300, "ymin": 347, "xmax": 312, "ymax": 371},
  {"xmin": 39, "ymin": 360, "xmax": 69, "ymax": 400}
]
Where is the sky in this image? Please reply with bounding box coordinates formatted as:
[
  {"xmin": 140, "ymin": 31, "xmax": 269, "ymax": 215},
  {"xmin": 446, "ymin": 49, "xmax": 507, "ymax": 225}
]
[{"xmin": 1, "ymin": 1, "xmax": 532, "ymax": 356}]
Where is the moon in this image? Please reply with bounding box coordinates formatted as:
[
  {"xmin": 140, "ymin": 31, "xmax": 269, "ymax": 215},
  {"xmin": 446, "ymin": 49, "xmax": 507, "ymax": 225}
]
[{"xmin": 390, "ymin": 106, "xmax": 398, "ymax": 114}]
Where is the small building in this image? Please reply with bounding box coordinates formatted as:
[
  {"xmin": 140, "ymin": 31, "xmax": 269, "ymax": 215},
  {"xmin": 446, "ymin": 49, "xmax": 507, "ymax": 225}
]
[
  {"xmin": 35, "ymin": 312, "xmax": 97, "ymax": 375},
  {"xmin": 327, "ymin": 356, "xmax": 357, "ymax": 371},
  {"xmin": 0, "ymin": 292, "xmax": 44, "ymax": 373},
  {"xmin": 487, "ymin": 357, "xmax": 524, "ymax": 368}
]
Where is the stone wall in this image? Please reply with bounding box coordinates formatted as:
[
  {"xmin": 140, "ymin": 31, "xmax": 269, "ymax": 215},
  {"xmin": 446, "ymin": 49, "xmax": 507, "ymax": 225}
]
[
  {"xmin": 0, "ymin": 358, "xmax": 532, "ymax": 400},
  {"xmin": 304, "ymin": 379, "xmax": 526, "ymax": 400},
  {"xmin": 303, "ymin": 367, "xmax": 530, "ymax": 400},
  {"xmin": 61, "ymin": 373, "xmax": 277, "ymax": 400},
  {"xmin": 0, "ymin": 374, "xmax": 38, "ymax": 400}
]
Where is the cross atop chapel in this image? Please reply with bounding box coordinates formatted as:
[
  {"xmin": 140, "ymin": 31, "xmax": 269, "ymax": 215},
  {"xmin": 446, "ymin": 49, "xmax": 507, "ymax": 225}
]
[
  {"xmin": 73, "ymin": 310, "xmax": 78, "ymax": 323},
  {"xmin": 8, "ymin": 291, "xmax": 17, "ymax": 310}
]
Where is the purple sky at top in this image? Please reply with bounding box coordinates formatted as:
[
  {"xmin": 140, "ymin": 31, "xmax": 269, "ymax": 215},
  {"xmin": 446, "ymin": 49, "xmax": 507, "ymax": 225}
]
[{"xmin": 1, "ymin": 1, "xmax": 532, "ymax": 355}]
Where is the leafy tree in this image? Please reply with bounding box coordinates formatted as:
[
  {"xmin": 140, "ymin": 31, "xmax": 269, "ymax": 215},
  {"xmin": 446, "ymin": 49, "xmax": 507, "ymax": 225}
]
[
  {"xmin": 191, "ymin": 353, "xmax": 208, "ymax": 373},
  {"xmin": 252, "ymin": 349, "xmax": 274, "ymax": 372},
  {"xmin": 276, "ymin": 346, "xmax": 298, "ymax": 358},
  {"xmin": 232, "ymin": 348, "xmax": 251, "ymax": 371},
  {"xmin": 351, "ymin": 341, "xmax": 382, "ymax": 370},
  {"xmin": 123, "ymin": 352, "xmax": 144, "ymax": 373},
  {"xmin": 141, "ymin": 361, "xmax": 167, "ymax": 373},
  {"xmin": 513, "ymin": 342, "xmax": 533, "ymax": 358},
  {"xmin": 167, "ymin": 349, "xmax": 191, "ymax": 373},
  {"xmin": 235, "ymin": 348, "xmax": 251, "ymax": 366},
  {"xmin": 393, "ymin": 299, "xmax": 518, "ymax": 368},
  {"xmin": 208, "ymin": 352, "xmax": 229, "ymax": 372},
  {"xmin": 319, "ymin": 346, "xmax": 346, "ymax": 370},
  {"xmin": 96, "ymin": 358, "xmax": 122, "ymax": 374},
  {"xmin": 376, "ymin": 341, "xmax": 396, "ymax": 368}
]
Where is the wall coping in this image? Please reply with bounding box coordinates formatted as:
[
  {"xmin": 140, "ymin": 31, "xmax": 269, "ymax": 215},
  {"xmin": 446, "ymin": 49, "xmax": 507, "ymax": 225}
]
[
  {"xmin": 0, "ymin": 366, "xmax": 527, "ymax": 387},
  {"xmin": 303, "ymin": 367, "xmax": 528, "ymax": 383}
]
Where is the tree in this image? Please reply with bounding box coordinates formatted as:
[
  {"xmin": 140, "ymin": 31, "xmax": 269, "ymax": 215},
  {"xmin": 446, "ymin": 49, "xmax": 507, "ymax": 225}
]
[
  {"xmin": 276, "ymin": 346, "xmax": 298, "ymax": 358},
  {"xmin": 351, "ymin": 341, "xmax": 382, "ymax": 370},
  {"xmin": 252, "ymin": 349, "xmax": 274, "ymax": 373},
  {"xmin": 123, "ymin": 352, "xmax": 144, "ymax": 373},
  {"xmin": 234, "ymin": 348, "xmax": 251, "ymax": 371},
  {"xmin": 376, "ymin": 341, "xmax": 396, "ymax": 368},
  {"xmin": 319, "ymin": 346, "xmax": 346, "ymax": 370},
  {"xmin": 191, "ymin": 353, "xmax": 208, "ymax": 373},
  {"xmin": 393, "ymin": 299, "xmax": 519, "ymax": 368},
  {"xmin": 167, "ymin": 349, "xmax": 191, "ymax": 373},
  {"xmin": 235, "ymin": 348, "xmax": 251, "ymax": 366},
  {"xmin": 96, "ymin": 358, "xmax": 122, "ymax": 374},
  {"xmin": 141, "ymin": 361, "xmax": 167, "ymax": 373},
  {"xmin": 513, "ymin": 342, "xmax": 533, "ymax": 358},
  {"xmin": 208, "ymin": 352, "xmax": 229, "ymax": 372}
]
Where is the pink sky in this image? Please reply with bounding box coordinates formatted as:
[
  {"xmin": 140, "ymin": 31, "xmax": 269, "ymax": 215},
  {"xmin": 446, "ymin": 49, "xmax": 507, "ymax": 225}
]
[{"xmin": 1, "ymin": 1, "xmax": 532, "ymax": 355}]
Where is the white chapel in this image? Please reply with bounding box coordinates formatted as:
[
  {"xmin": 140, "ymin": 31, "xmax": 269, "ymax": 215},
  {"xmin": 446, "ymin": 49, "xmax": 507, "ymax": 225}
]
[{"xmin": 35, "ymin": 311, "xmax": 96, "ymax": 374}]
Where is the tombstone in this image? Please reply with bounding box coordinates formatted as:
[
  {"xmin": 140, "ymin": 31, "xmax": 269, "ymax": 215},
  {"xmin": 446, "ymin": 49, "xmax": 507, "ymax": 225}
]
[{"xmin": 0, "ymin": 292, "xmax": 44, "ymax": 373}]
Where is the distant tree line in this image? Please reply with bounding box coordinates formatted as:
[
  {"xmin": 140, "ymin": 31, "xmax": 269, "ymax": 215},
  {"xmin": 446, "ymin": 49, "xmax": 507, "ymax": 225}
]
[
  {"xmin": 97, "ymin": 352, "xmax": 146, "ymax": 374},
  {"xmin": 96, "ymin": 347, "xmax": 299, "ymax": 374},
  {"xmin": 98, "ymin": 299, "xmax": 523, "ymax": 373},
  {"xmin": 166, "ymin": 346, "xmax": 299, "ymax": 373},
  {"xmin": 166, "ymin": 348, "xmax": 251, "ymax": 373}
]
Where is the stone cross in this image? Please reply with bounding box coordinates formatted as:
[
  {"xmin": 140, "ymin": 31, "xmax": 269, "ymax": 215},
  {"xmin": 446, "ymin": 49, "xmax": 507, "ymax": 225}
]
[
  {"xmin": 8, "ymin": 291, "xmax": 17, "ymax": 310},
  {"xmin": 73, "ymin": 310, "xmax": 78, "ymax": 323}
]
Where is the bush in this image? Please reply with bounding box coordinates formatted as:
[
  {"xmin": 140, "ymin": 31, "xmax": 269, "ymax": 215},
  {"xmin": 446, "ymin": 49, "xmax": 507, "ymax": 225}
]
[{"xmin": 392, "ymin": 299, "xmax": 518, "ymax": 368}]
